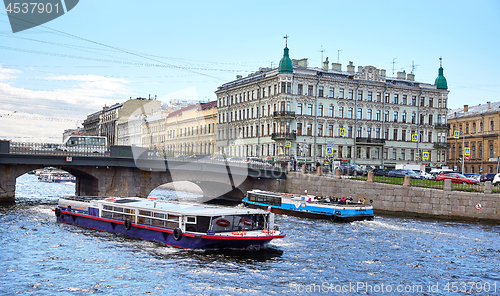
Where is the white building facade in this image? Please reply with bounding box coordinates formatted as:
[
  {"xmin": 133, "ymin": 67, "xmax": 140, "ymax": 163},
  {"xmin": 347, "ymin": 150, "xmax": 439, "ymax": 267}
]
[{"xmin": 215, "ymin": 46, "xmax": 449, "ymax": 169}]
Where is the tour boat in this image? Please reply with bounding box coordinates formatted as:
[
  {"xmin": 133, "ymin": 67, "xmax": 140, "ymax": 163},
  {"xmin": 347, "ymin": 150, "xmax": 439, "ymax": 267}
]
[
  {"xmin": 54, "ymin": 196, "xmax": 285, "ymax": 249},
  {"xmin": 39, "ymin": 173, "xmax": 75, "ymax": 183},
  {"xmin": 243, "ymin": 190, "xmax": 374, "ymax": 222}
]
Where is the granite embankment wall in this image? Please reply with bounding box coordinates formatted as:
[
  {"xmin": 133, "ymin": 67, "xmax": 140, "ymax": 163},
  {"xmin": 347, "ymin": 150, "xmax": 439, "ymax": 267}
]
[{"xmin": 285, "ymin": 172, "xmax": 500, "ymax": 222}]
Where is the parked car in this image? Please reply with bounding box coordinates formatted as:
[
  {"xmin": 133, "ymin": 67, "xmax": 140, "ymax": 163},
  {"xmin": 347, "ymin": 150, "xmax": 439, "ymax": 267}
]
[
  {"xmin": 227, "ymin": 157, "xmax": 245, "ymax": 163},
  {"xmin": 464, "ymin": 173, "xmax": 481, "ymax": 181},
  {"xmin": 387, "ymin": 169, "xmax": 424, "ymax": 179},
  {"xmin": 339, "ymin": 164, "xmax": 367, "ymax": 176},
  {"xmin": 436, "ymin": 173, "xmax": 479, "ymax": 184},
  {"xmin": 491, "ymin": 173, "xmax": 500, "ymax": 186},
  {"xmin": 188, "ymin": 154, "xmax": 207, "ymax": 160},
  {"xmin": 371, "ymin": 168, "xmax": 390, "ymax": 176},
  {"xmin": 414, "ymin": 170, "xmax": 434, "ymax": 180},
  {"xmin": 246, "ymin": 157, "xmax": 272, "ymax": 167},
  {"xmin": 480, "ymin": 173, "xmax": 497, "ymax": 183}
]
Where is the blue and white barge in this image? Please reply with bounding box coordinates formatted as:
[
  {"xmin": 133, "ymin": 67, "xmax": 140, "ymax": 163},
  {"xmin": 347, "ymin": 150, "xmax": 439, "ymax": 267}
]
[
  {"xmin": 55, "ymin": 196, "xmax": 285, "ymax": 249},
  {"xmin": 243, "ymin": 190, "xmax": 374, "ymax": 222}
]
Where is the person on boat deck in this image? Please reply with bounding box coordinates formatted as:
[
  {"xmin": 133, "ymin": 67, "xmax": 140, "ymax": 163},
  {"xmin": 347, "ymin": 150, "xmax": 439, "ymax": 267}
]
[
  {"xmin": 339, "ymin": 197, "xmax": 346, "ymax": 204},
  {"xmin": 362, "ymin": 198, "xmax": 367, "ymax": 205}
]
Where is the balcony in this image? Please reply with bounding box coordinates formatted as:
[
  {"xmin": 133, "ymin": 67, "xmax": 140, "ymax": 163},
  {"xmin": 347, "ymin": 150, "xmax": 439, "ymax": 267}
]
[
  {"xmin": 271, "ymin": 132, "xmax": 296, "ymax": 141},
  {"xmin": 434, "ymin": 123, "xmax": 450, "ymax": 129},
  {"xmin": 433, "ymin": 142, "xmax": 450, "ymax": 149},
  {"xmin": 273, "ymin": 111, "xmax": 296, "ymax": 119},
  {"xmin": 355, "ymin": 137, "xmax": 385, "ymax": 145}
]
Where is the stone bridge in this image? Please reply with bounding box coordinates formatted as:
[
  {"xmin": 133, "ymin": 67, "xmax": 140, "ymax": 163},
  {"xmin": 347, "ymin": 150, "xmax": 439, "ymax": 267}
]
[{"xmin": 0, "ymin": 142, "xmax": 286, "ymax": 203}]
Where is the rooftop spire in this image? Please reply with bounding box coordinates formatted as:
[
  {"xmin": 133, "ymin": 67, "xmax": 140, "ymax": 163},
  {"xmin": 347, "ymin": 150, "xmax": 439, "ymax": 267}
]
[
  {"xmin": 434, "ymin": 57, "xmax": 448, "ymax": 90},
  {"xmin": 278, "ymin": 35, "xmax": 293, "ymax": 74}
]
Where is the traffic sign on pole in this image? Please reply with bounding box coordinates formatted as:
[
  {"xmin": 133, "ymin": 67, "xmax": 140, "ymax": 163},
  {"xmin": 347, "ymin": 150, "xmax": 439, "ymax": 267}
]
[
  {"xmin": 465, "ymin": 155, "xmax": 470, "ymax": 161},
  {"xmin": 422, "ymin": 152, "xmax": 429, "ymax": 160},
  {"xmin": 339, "ymin": 128, "xmax": 345, "ymax": 137},
  {"xmin": 464, "ymin": 147, "xmax": 470, "ymax": 156},
  {"xmin": 326, "ymin": 147, "xmax": 334, "ymax": 156},
  {"xmin": 411, "ymin": 134, "xmax": 418, "ymax": 142},
  {"xmin": 453, "ymin": 130, "xmax": 460, "ymax": 139},
  {"xmin": 285, "ymin": 141, "xmax": 291, "ymax": 148}
]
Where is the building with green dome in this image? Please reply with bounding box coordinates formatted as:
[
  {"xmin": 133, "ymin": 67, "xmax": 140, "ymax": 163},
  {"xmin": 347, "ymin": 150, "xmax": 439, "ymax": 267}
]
[{"xmin": 215, "ymin": 45, "xmax": 450, "ymax": 170}]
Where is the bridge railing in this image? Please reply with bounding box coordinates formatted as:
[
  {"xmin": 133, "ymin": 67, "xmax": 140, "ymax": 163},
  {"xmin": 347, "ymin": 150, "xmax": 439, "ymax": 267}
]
[
  {"xmin": 8, "ymin": 142, "xmax": 111, "ymax": 157},
  {"xmin": 3, "ymin": 141, "xmax": 286, "ymax": 173}
]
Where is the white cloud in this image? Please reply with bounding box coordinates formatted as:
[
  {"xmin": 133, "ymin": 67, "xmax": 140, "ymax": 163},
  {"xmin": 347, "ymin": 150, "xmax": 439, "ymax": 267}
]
[
  {"xmin": 0, "ymin": 66, "xmax": 20, "ymax": 81},
  {"xmin": 0, "ymin": 67, "xmax": 133, "ymax": 142}
]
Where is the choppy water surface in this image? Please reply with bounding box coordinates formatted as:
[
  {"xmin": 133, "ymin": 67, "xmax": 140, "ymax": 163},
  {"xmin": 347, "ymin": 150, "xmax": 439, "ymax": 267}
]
[{"xmin": 1, "ymin": 174, "xmax": 500, "ymax": 295}]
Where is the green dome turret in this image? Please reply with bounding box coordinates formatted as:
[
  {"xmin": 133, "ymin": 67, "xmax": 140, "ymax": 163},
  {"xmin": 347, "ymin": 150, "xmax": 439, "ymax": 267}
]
[
  {"xmin": 278, "ymin": 46, "xmax": 293, "ymax": 73},
  {"xmin": 434, "ymin": 57, "xmax": 448, "ymax": 90}
]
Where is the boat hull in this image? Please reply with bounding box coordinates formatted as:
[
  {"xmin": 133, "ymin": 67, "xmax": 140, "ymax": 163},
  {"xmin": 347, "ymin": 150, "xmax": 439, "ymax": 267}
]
[
  {"xmin": 56, "ymin": 210, "xmax": 283, "ymax": 249},
  {"xmin": 244, "ymin": 201, "xmax": 374, "ymax": 222}
]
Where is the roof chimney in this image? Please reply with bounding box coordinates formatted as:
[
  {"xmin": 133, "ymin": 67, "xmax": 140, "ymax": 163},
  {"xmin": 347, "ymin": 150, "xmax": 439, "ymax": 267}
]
[
  {"xmin": 347, "ymin": 61, "xmax": 355, "ymax": 73},
  {"xmin": 487, "ymin": 101, "xmax": 491, "ymax": 109},
  {"xmin": 332, "ymin": 63, "xmax": 341, "ymax": 71},
  {"xmin": 464, "ymin": 105, "xmax": 468, "ymax": 112},
  {"xmin": 323, "ymin": 57, "xmax": 329, "ymax": 71}
]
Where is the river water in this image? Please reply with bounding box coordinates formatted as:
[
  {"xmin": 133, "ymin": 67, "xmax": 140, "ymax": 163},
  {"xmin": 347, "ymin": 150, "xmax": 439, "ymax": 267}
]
[{"xmin": 1, "ymin": 174, "xmax": 500, "ymax": 295}]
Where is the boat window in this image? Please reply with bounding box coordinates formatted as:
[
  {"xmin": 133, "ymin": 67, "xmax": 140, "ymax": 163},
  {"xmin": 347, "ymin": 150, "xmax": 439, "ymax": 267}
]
[
  {"xmin": 165, "ymin": 221, "xmax": 179, "ymax": 229},
  {"xmin": 210, "ymin": 214, "xmax": 267, "ymax": 232},
  {"xmin": 113, "ymin": 207, "xmax": 124, "ymax": 213},
  {"xmin": 139, "ymin": 210, "xmax": 151, "ymax": 216},
  {"xmin": 247, "ymin": 193, "xmax": 281, "ymax": 206},
  {"xmin": 151, "ymin": 219, "xmax": 164, "ymax": 227},
  {"xmin": 103, "ymin": 205, "xmax": 113, "ymax": 211},
  {"xmin": 101, "ymin": 212, "xmax": 129, "ymax": 221},
  {"xmin": 186, "ymin": 217, "xmax": 196, "ymax": 223},
  {"xmin": 167, "ymin": 214, "xmax": 179, "ymax": 221},
  {"xmin": 153, "ymin": 212, "xmax": 165, "ymax": 219},
  {"xmin": 186, "ymin": 216, "xmax": 210, "ymax": 233},
  {"xmin": 124, "ymin": 208, "xmax": 135, "ymax": 214}
]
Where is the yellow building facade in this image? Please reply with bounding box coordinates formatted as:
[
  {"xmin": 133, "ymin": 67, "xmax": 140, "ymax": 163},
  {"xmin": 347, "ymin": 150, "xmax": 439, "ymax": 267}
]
[
  {"xmin": 164, "ymin": 101, "xmax": 217, "ymax": 156},
  {"xmin": 447, "ymin": 101, "xmax": 500, "ymax": 174}
]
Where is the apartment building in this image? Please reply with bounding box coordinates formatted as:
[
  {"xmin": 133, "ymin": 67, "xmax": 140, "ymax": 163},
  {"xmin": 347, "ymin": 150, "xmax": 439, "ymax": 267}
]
[{"xmin": 215, "ymin": 45, "xmax": 449, "ymax": 168}]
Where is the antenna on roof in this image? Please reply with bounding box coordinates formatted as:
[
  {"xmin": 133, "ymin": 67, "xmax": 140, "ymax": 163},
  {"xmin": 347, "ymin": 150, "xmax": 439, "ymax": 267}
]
[
  {"xmin": 411, "ymin": 60, "xmax": 420, "ymax": 74},
  {"xmin": 392, "ymin": 58, "xmax": 397, "ymax": 75},
  {"xmin": 337, "ymin": 49, "xmax": 342, "ymax": 63},
  {"xmin": 318, "ymin": 45, "xmax": 326, "ymax": 66}
]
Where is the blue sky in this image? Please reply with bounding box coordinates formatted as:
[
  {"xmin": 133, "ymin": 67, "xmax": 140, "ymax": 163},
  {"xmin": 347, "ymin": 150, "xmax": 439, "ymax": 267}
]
[{"xmin": 0, "ymin": 0, "xmax": 499, "ymax": 141}]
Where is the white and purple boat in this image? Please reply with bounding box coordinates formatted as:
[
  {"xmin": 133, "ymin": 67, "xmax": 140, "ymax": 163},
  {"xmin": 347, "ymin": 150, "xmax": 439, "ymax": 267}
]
[{"xmin": 54, "ymin": 196, "xmax": 285, "ymax": 249}]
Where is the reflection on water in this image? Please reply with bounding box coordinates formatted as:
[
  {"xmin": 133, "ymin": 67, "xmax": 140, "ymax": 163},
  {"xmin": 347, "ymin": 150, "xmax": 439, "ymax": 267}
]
[{"xmin": 0, "ymin": 174, "xmax": 499, "ymax": 295}]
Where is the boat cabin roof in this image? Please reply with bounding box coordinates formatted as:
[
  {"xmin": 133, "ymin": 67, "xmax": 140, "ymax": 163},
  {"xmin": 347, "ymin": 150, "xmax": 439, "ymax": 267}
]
[{"xmin": 63, "ymin": 196, "xmax": 268, "ymax": 217}]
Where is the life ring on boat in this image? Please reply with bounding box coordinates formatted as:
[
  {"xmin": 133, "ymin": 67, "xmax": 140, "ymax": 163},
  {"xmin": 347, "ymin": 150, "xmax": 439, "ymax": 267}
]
[
  {"xmin": 105, "ymin": 197, "xmax": 116, "ymax": 202},
  {"xmin": 70, "ymin": 177, "xmax": 75, "ymax": 180},
  {"xmin": 239, "ymin": 217, "xmax": 253, "ymax": 226},
  {"xmin": 173, "ymin": 228, "xmax": 183, "ymax": 241},
  {"xmin": 57, "ymin": 176, "xmax": 61, "ymax": 180},
  {"xmin": 55, "ymin": 208, "xmax": 61, "ymax": 217},
  {"xmin": 124, "ymin": 219, "xmax": 132, "ymax": 231},
  {"xmin": 216, "ymin": 219, "xmax": 231, "ymax": 227},
  {"xmin": 147, "ymin": 196, "xmax": 158, "ymax": 200}
]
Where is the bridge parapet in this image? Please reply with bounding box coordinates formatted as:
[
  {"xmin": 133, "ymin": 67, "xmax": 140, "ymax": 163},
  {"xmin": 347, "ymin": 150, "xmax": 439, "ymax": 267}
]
[{"xmin": 2, "ymin": 141, "xmax": 285, "ymax": 173}]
